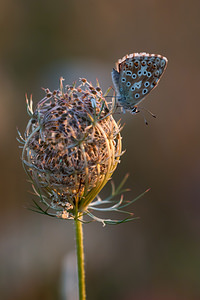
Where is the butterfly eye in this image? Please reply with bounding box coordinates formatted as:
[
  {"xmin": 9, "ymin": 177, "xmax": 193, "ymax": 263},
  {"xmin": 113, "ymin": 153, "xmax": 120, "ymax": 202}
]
[
  {"xmin": 147, "ymin": 61, "xmax": 152, "ymax": 66},
  {"xmin": 137, "ymin": 70, "xmax": 142, "ymax": 76},
  {"xmin": 143, "ymin": 70, "xmax": 147, "ymax": 75},
  {"xmin": 141, "ymin": 60, "xmax": 146, "ymax": 66},
  {"xmin": 121, "ymin": 77, "xmax": 126, "ymax": 83},
  {"xmin": 131, "ymin": 107, "xmax": 137, "ymax": 113},
  {"xmin": 147, "ymin": 72, "xmax": 152, "ymax": 77},
  {"xmin": 154, "ymin": 70, "xmax": 160, "ymax": 77},
  {"xmin": 144, "ymin": 81, "xmax": 150, "ymax": 87},
  {"xmin": 126, "ymin": 82, "xmax": 131, "ymax": 87}
]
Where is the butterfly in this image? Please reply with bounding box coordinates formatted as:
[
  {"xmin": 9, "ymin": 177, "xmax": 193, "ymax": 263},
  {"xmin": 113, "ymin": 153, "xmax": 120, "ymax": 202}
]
[{"xmin": 111, "ymin": 52, "xmax": 168, "ymax": 114}]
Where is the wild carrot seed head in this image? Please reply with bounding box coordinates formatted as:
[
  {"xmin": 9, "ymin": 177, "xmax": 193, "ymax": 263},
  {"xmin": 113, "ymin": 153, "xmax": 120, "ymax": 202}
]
[{"xmin": 22, "ymin": 79, "xmax": 122, "ymax": 219}]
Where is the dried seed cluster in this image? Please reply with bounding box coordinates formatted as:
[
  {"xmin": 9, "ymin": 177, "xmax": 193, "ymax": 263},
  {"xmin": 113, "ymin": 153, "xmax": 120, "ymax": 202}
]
[{"xmin": 23, "ymin": 79, "xmax": 122, "ymax": 215}]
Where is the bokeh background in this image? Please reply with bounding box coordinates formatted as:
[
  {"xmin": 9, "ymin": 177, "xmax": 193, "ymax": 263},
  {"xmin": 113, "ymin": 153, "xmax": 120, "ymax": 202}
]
[{"xmin": 1, "ymin": 0, "xmax": 200, "ymax": 299}]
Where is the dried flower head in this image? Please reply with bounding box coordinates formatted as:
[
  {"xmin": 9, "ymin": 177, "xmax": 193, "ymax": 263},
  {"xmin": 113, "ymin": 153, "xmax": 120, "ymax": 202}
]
[
  {"xmin": 18, "ymin": 78, "xmax": 126, "ymax": 222},
  {"xmin": 18, "ymin": 78, "xmax": 147, "ymax": 225}
]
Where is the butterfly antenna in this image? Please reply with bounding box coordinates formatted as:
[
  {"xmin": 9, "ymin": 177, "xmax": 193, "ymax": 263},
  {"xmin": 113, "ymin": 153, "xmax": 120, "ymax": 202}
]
[
  {"xmin": 141, "ymin": 110, "xmax": 149, "ymax": 125},
  {"xmin": 140, "ymin": 106, "xmax": 156, "ymax": 118},
  {"xmin": 143, "ymin": 115, "xmax": 148, "ymax": 126},
  {"xmin": 138, "ymin": 107, "xmax": 157, "ymax": 125}
]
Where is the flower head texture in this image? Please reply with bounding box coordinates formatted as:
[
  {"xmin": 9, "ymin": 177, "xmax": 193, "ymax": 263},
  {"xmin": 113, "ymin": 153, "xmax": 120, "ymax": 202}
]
[{"xmin": 19, "ymin": 78, "xmax": 124, "ymax": 221}]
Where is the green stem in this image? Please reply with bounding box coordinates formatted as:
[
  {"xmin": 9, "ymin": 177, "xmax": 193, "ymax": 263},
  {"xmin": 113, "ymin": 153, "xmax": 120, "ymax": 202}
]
[{"xmin": 75, "ymin": 217, "xmax": 86, "ymax": 300}]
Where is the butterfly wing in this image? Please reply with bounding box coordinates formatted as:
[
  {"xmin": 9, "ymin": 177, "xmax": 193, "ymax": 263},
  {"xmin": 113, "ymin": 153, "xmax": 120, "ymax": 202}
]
[{"xmin": 112, "ymin": 52, "xmax": 168, "ymax": 112}]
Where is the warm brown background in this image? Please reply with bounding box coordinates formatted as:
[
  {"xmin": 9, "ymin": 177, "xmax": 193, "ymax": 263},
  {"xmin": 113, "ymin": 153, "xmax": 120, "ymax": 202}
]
[{"xmin": 1, "ymin": 0, "xmax": 200, "ymax": 299}]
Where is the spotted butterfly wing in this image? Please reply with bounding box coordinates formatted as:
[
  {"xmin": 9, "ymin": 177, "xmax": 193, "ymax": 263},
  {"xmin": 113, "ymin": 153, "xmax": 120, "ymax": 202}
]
[{"xmin": 112, "ymin": 52, "xmax": 168, "ymax": 113}]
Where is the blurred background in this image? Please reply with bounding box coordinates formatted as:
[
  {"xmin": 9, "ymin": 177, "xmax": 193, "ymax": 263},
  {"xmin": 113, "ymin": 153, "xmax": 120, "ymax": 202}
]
[{"xmin": 1, "ymin": 0, "xmax": 200, "ymax": 299}]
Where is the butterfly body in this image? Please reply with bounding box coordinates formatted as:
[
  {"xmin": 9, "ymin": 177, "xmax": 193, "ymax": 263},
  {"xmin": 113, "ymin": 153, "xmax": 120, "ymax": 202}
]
[{"xmin": 112, "ymin": 52, "xmax": 168, "ymax": 113}]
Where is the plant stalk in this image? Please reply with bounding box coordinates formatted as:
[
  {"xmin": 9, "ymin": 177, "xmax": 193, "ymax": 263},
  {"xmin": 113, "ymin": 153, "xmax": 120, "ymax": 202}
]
[{"xmin": 75, "ymin": 217, "xmax": 86, "ymax": 300}]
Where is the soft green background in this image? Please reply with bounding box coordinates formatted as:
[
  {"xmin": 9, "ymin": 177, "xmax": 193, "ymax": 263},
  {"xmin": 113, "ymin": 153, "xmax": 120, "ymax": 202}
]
[{"xmin": 1, "ymin": 0, "xmax": 200, "ymax": 299}]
